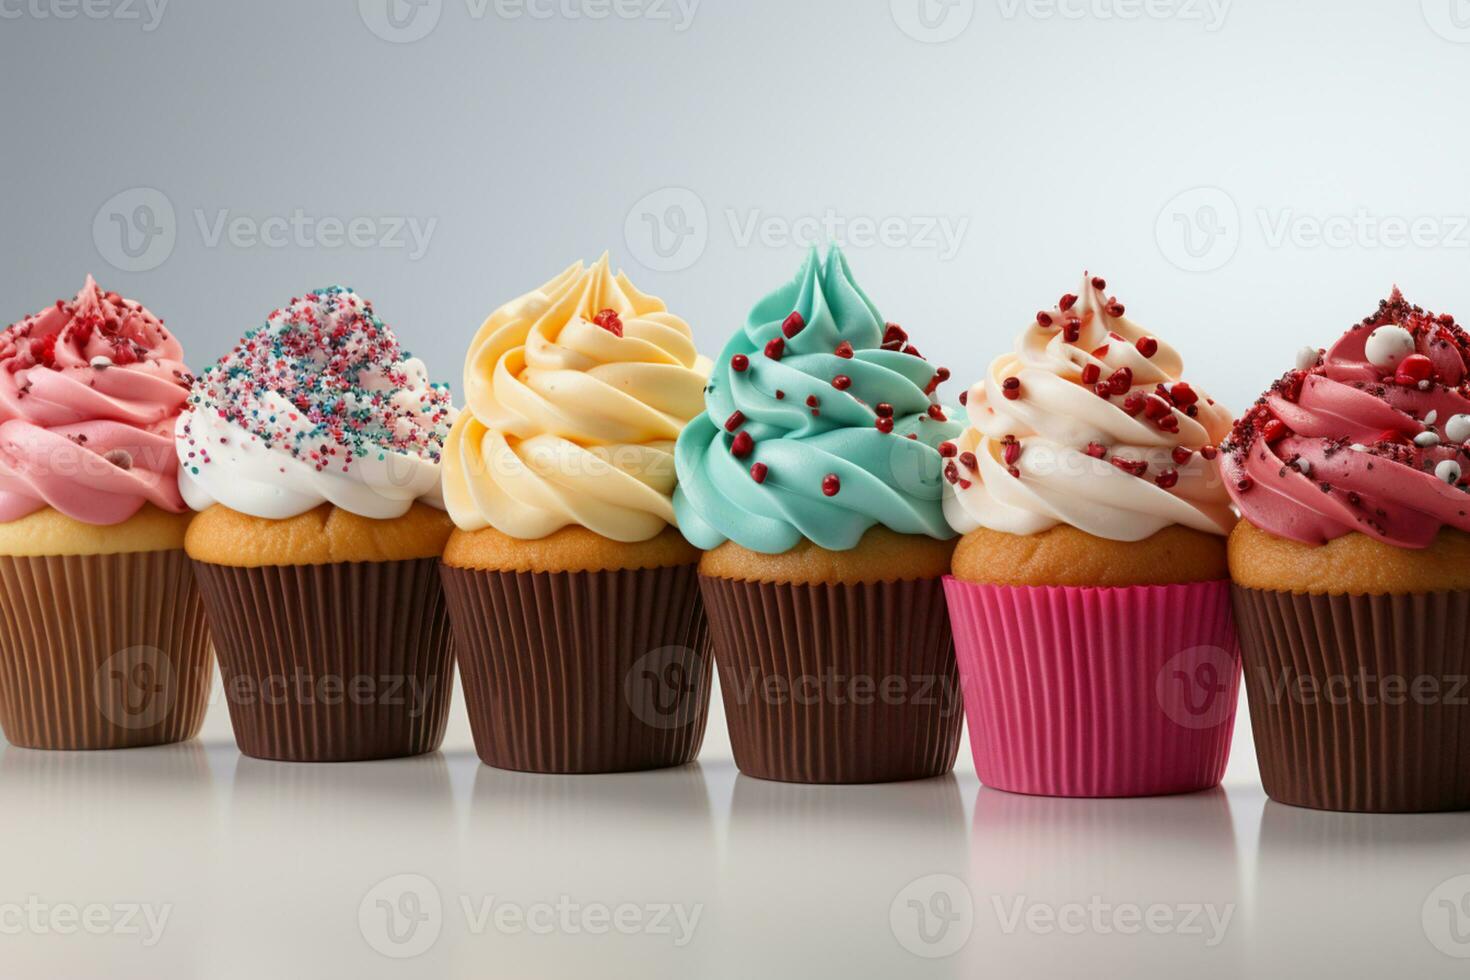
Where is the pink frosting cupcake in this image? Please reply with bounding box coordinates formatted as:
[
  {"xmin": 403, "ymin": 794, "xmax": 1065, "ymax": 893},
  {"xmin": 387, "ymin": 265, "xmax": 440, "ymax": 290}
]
[{"xmin": 0, "ymin": 277, "xmax": 213, "ymax": 751}]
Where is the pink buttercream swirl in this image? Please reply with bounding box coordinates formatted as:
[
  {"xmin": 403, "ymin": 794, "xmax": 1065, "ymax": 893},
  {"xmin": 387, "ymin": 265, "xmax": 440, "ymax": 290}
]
[
  {"xmin": 0, "ymin": 276, "xmax": 193, "ymax": 524},
  {"xmin": 1223, "ymin": 289, "xmax": 1470, "ymax": 548}
]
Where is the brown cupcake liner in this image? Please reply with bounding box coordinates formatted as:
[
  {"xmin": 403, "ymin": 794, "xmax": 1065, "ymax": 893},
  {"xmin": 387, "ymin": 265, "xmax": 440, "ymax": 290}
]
[
  {"xmin": 700, "ymin": 575, "xmax": 963, "ymax": 784},
  {"xmin": 441, "ymin": 563, "xmax": 712, "ymax": 774},
  {"xmin": 1234, "ymin": 586, "xmax": 1470, "ymax": 812},
  {"xmin": 193, "ymin": 558, "xmax": 454, "ymax": 762},
  {"xmin": 0, "ymin": 549, "xmax": 213, "ymax": 751}
]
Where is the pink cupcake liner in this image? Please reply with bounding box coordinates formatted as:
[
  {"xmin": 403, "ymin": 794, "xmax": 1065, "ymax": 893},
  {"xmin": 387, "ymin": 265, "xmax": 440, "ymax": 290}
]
[{"xmin": 944, "ymin": 578, "xmax": 1241, "ymax": 798}]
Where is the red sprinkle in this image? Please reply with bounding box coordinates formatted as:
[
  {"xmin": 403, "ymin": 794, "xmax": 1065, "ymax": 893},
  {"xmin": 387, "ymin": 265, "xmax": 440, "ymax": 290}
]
[
  {"xmin": 833, "ymin": 374, "xmax": 852, "ymax": 391},
  {"xmin": 821, "ymin": 474, "xmax": 841, "ymax": 496},
  {"xmin": 1002, "ymin": 377, "xmax": 1021, "ymax": 400},
  {"xmin": 875, "ymin": 402, "xmax": 894, "ymax": 418},
  {"xmin": 1263, "ymin": 419, "xmax": 1288, "ymax": 443},
  {"xmin": 834, "ymin": 340, "xmax": 854, "ymax": 359},
  {"xmin": 724, "ymin": 411, "xmax": 745, "ymax": 432},
  {"xmin": 1084, "ymin": 442, "xmax": 1107, "ymax": 459},
  {"xmin": 1397, "ymin": 354, "xmax": 1433, "ymax": 385},
  {"xmin": 782, "ymin": 312, "xmax": 805, "ymax": 338},
  {"xmin": 1136, "ymin": 337, "xmax": 1159, "ymax": 358},
  {"xmin": 1155, "ymin": 469, "xmax": 1179, "ymax": 489},
  {"xmin": 1143, "ymin": 394, "xmax": 1173, "ymax": 420},
  {"xmin": 938, "ymin": 441, "xmax": 958, "ymax": 458},
  {"xmin": 1081, "ymin": 363, "xmax": 1102, "ymax": 385},
  {"xmin": 731, "ymin": 431, "xmax": 754, "ymax": 458},
  {"xmin": 875, "ymin": 416, "xmax": 894, "ymax": 434},
  {"xmin": 1122, "ymin": 393, "xmax": 1145, "ymax": 416},
  {"xmin": 1091, "ymin": 276, "xmax": 1107, "ymax": 290},
  {"xmin": 750, "ymin": 462, "xmax": 768, "ymax": 484},
  {"xmin": 1060, "ymin": 293, "xmax": 1078, "ymax": 312},
  {"xmin": 1108, "ymin": 367, "xmax": 1133, "ymax": 396},
  {"xmin": 882, "ymin": 323, "xmax": 908, "ymax": 347},
  {"xmin": 592, "ymin": 308, "xmax": 623, "ymax": 337},
  {"xmin": 927, "ymin": 404, "xmax": 947, "ymax": 421},
  {"xmin": 806, "ymin": 395, "xmax": 819, "ymax": 408},
  {"xmin": 764, "ymin": 337, "xmax": 785, "ymax": 360},
  {"xmin": 1064, "ymin": 318, "xmax": 1082, "ymax": 343},
  {"xmin": 1111, "ymin": 456, "xmax": 1149, "ymax": 477},
  {"xmin": 1201, "ymin": 445, "xmax": 1219, "ymax": 460},
  {"xmin": 1000, "ymin": 441, "xmax": 1020, "ymax": 466},
  {"xmin": 1172, "ymin": 446, "xmax": 1194, "ymax": 466},
  {"xmin": 1106, "ymin": 302, "xmax": 1125, "ymax": 317},
  {"xmin": 1169, "ymin": 382, "xmax": 1199, "ymax": 408},
  {"xmin": 731, "ymin": 354, "xmax": 749, "ymax": 373},
  {"xmin": 958, "ymin": 390, "xmax": 968, "ymax": 406},
  {"xmin": 1037, "ymin": 312, "xmax": 1054, "ymax": 327}
]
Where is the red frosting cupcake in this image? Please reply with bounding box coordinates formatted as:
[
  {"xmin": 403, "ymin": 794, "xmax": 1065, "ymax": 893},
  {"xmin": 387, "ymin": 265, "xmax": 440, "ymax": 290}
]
[{"xmin": 1226, "ymin": 288, "xmax": 1470, "ymax": 813}]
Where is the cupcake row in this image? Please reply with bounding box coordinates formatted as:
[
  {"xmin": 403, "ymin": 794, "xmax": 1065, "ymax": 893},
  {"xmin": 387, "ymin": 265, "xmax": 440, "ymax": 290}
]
[{"xmin": 1, "ymin": 252, "xmax": 1467, "ymax": 814}]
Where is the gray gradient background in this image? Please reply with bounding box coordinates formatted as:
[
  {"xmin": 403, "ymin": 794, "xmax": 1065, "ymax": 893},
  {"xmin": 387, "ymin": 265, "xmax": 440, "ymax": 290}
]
[{"xmin": 4, "ymin": 1, "xmax": 1470, "ymax": 978}]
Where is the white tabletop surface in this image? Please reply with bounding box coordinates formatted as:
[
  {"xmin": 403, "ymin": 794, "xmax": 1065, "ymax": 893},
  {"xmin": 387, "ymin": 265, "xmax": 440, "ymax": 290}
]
[{"xmin": 3, "ymin": 685, "xmax": 1468, "ymax": 979}]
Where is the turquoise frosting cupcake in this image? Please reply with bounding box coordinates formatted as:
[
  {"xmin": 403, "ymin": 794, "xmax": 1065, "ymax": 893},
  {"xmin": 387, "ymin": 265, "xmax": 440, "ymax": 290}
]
[{"xmin": 674, "ymin": 246, "xmax": 960, "ymax": 553}]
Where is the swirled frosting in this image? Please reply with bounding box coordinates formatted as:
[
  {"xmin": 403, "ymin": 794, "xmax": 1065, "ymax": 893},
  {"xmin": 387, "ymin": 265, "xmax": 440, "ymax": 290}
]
[
  {"xmin": 944, "ymin": 274, "xmax": 1234, "ymax": 542},
  {"xmin": 177, "ymin": 287, "xmax": 454, "ymax": 521},
  {"xmin": 674, "ymin": 246, "xmax": 961, "ymax": 554},
  {"xmin": 441, "ymin": 255, "xmax": 712, "ymax": 541},
  {"xmin": 1223, "ymin": 288, "xmax": 1470, "ymax": 548},
  {"xmin": 0, "ymin": 276, "xmax": 192, "ymax": 524}
]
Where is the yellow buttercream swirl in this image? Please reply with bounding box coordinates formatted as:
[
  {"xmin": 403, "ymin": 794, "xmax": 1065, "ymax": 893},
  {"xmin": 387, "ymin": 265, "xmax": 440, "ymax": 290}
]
[{"xmin": 442, "ymin": 256, "xmax": 712, "ymax": 541}]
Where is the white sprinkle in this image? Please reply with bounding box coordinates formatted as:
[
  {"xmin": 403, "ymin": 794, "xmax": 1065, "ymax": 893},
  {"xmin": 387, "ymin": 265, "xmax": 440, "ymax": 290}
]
[
  {"xmin": 90, "ymin": 356, "xmax": 112, "ymax": 370},
  {"xmin": 1426, "ymin": 410, "xmax": 1439, "ymax": 426},
  {"xmin": 1350, "ymin": 444, "xmax": 1369, "ymax": 452},
  {"xmin": 1415, "ymin": 431, "xmax": 1442, "ymax": 448},
  {"xmin": 1447, "ymin": 415, "xmax": 1470, "ymax": 443},
  {"xmin": 1437, "ymin": 459, "xmax": 1462, "ymax": 484},
  {"xmin": 1295, "ymin": 346, "xmax": 1320, "ymax": 372},
  {"xmin": 1365, "ymin": 325, "xmax": 1416, "ymax": 371},
  {"xmin": 1419, "ymin": 380, "xmax": 1433, "ymax": 391},
  {"xmin": 1294, "ymin": 458, "xmax": 1312, "ymax": 476}
]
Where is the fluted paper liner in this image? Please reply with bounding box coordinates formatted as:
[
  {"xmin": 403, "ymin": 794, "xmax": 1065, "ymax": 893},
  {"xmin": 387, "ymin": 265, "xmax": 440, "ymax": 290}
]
[
  {"xmin": 0, "ymin": 549, "xmax": 213, "ymax": 750},
  {"xmin": 441, "ymin": 564, "xmax": 712, "ymax": 774},
  {"xmin": 700, "ymin": 576, "xmax": 963, "ymax": 784},
  {"xmin": 945, "ymin": 578, "xmax": 1240, "ymax": 798},
  {"xmin": 1234, "ymin": 586, "xmax": 1470, "ymax": 813},
  {"xmin": 193, "ymin": 558, "xmax": 454, "ymax": 762}
]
